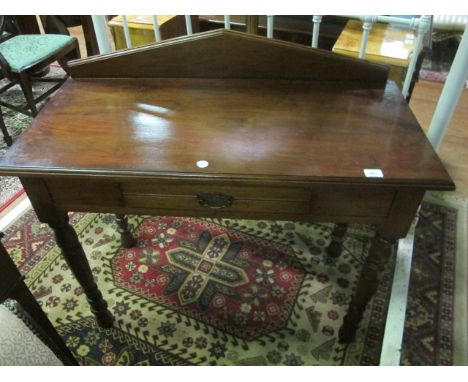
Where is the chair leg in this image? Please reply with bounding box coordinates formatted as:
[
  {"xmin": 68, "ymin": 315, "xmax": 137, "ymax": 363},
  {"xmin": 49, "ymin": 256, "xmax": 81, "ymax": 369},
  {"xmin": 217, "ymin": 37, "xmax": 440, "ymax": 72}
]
[
  {"xmin": 71, "ymin": 43, "xmax": 82, "ymax": 60},
  {"xmin": 10, "ymin": 280, "xmax": 79, "ymax": 365},
  {"xmin": 0, "ymin": 107, "xmax": 13, "ymax": 146},
  {"xmin": 18, "ymin": 72, "xmax": 38, "ymax": 117},
  {"xmin": 59, "ymin": 42, "xmax": 81, "ymax": 75}
]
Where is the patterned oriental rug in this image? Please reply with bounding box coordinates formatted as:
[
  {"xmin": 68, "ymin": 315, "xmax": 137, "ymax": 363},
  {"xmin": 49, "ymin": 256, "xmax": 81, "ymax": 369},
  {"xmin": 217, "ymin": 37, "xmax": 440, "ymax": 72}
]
[
  {"xmin": 400, "ymin": 199, "xmax": 459, "ymax": 365},
  {"xmin": 1, "ymin": 199, "xmax": 458, "ymax": 366}
]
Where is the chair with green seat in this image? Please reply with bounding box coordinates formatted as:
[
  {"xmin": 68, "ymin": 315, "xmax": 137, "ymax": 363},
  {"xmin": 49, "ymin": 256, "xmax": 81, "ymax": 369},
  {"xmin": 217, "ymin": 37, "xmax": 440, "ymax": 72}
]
[{"xmin": 0, "ymin": 15, "xmax": 80, "ymax": 120}]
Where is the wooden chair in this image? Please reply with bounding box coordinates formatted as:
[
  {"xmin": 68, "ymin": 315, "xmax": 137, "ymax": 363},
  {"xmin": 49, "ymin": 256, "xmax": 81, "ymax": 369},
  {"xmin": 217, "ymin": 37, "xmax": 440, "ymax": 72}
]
[
  {"xmin": 0, "ymin": 15, "xmax": 80, "ymax": 118},
  {"xmin": 0, "ymin": 232, "xmax": 78, "ymax": 365}
]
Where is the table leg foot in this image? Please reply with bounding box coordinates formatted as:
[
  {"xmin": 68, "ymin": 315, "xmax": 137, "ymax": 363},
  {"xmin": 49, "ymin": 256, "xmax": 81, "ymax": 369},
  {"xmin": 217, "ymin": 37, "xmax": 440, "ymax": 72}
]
[
  {"xmin": 326, "ymin": 223, "xmax": 348, "ymax": 257},
  {"xmin": 338, "ymin": 304, "xmax": 361, "ymax": 343},
  {"xmin": 115, "ymin": 214, "xmax": 137, "ymax": 248},
  {"xmin": 49, "ymin": 212, "xmax": 114, "ymax": 328},
  {"xmin": 338, "ymin": 232, "xmax": 395, "ymax": 343}
]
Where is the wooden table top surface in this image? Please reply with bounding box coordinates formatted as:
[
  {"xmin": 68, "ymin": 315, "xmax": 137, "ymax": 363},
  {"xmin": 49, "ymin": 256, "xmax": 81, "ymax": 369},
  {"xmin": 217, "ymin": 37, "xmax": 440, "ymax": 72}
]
[{"xmin": 0, "ymin": 77, "xmax": 454, "ymax": 189}]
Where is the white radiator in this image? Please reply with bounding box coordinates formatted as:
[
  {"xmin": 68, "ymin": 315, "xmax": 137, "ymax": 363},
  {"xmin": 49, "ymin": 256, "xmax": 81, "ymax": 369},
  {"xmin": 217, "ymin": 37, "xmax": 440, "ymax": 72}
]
[{"xmin": 433, "ymin": 15, "xmax": 468, "ymax": 31}]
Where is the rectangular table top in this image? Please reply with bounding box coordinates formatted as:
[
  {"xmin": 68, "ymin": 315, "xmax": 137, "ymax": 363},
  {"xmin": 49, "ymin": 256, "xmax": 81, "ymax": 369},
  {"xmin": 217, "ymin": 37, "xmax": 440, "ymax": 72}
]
[{"xmin": 0, "ymin": 78, "xmax": 454, "ymax": 190}]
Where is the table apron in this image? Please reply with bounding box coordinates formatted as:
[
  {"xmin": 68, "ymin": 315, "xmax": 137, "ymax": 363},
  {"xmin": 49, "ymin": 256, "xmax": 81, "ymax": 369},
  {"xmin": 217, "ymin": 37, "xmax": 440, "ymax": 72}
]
[{"xmin": 42, "ymin": 178, "xmax": 397, "ymax": 223}]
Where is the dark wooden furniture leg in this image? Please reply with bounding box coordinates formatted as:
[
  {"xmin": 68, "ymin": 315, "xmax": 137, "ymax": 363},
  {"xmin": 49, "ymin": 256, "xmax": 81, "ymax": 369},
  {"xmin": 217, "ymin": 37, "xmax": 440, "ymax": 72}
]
[
  {"xmin": 18, "ymin": 72, "xmax": 38, "ymax": 116},
  {"xmin": 338, "ymin": 191, "xmax": 424, "ymax": 343},
  {"xmin": 246, "ymin": 16, "xmax": 259, "ymax": 34},
  {"xmin": 338, "ymin": 231, "xmax": 395, "ymax": 343},
  {"xmin": 0, "ymin": 107, "xmax": 13, "ymax": 146},
  {"xmin": 115, "ymin": 214, "xmax": 137, "ymax": 248},
  {"xmin": 80, "ymin": 15, "xmax": 101, "ymax": 57},
  {"xmin": 1, "ymin": 233, "xmax": 78, "ymax": 365},
  {"xmin": 326, "ymin": 223, "xmax": 348, "ymax": 257},
  {"xmin": 48, "ymin": 212, "xmax": 114, "ymax": 327},
  {"xmin": 21, "ymin": 178, "xmax": 114, "ymax": 328},
  {"xmin": 59, "ymin": 42, "xmax": 82, "ymax": 75}
]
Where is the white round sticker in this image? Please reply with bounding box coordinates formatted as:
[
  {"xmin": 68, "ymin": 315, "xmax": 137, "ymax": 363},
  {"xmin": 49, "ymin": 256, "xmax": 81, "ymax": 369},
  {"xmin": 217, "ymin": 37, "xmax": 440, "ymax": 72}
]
[{"xmin": 196, "ymin": 160, "xmax": 209, "ymax": 168}]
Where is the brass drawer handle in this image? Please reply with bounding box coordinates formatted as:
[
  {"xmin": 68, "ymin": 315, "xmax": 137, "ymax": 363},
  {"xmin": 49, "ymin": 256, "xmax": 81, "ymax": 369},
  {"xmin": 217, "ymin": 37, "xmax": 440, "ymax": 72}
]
[{"xmin": 197, "ymin": 192, "xmax": 234, "ymax": 209}]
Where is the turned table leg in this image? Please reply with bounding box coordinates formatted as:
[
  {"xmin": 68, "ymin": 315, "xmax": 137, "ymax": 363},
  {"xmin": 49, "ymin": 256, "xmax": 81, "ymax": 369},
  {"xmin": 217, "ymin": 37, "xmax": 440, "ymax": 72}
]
[
  {"xmin": 48, "ymin": 212, "xmax": 114, "ymax": 328},
  {"xmin": 338, "ymin": 231, "xmax": 396, "ymax": 343},
  {"xmin": 326, "ymin": 223, "xmax": 348, "ymax": 257},
  {"xmin": 336, "ymin": 191, "xmax": 424, "ymax": 343},
  {"xmin": 115, "ymin": 214, "xmax": 137, "ymax": 248}
]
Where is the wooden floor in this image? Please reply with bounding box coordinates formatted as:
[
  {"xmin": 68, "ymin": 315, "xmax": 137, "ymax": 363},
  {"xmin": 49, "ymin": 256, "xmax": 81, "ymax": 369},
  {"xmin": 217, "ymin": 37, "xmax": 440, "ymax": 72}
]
[{"xmin": 410, "ymin": 81, "xmax": 468, "ymax": 199}]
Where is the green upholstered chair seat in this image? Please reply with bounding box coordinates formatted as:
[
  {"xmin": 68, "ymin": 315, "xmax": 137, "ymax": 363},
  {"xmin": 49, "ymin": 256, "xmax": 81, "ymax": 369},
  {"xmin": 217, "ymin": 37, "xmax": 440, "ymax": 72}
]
[{"xmin": 0, "ymin": 34, "xmax": 74, "ymax": 72}]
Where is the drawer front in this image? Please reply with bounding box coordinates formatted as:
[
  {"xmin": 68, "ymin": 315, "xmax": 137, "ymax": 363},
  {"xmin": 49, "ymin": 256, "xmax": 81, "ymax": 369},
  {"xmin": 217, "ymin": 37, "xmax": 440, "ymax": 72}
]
[
  {"xmin": 121, "ymin": 181, "xmax": 310, "ymax": 201},
  {"xmin": 122, "ymin": 180, "xmax": 310, "ymax": 215},
  {"xmin": 45, "ymin": 178, "xmax": 311, "ymax": 216},
  {"xmin": 124, "ymin": 194, "xmax": 306, "ymax": 214},
  {"xmin": 45, "ymin": 178, "xmax": 395, "ymax": 220}
]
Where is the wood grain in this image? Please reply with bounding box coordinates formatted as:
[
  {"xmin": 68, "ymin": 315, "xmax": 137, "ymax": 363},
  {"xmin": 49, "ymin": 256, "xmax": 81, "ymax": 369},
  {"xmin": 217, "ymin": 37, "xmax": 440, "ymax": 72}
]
[
  {"xmin": 67, "ymin": 29, "xmax": 389, "ymax": 87},
  {"xmin": 0, "ymin": 78, "xmax": 453, "ymax": 190},
  {"xmin": 43, "ymin": 177, "xmax": 397, "ymax": 221}
]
